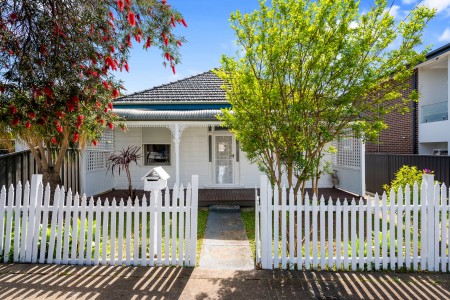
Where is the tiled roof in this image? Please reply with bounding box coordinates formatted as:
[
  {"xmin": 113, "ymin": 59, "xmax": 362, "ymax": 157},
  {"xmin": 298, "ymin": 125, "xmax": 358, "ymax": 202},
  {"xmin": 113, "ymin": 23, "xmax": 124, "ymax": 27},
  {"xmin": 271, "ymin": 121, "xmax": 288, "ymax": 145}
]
[
  {"xmin": 114, "ymin": 108, "xmax": 222, "ymax": 121},
  {"xmin": 114, "ymin": 70, "xmax": 227, "ymax": 104}
]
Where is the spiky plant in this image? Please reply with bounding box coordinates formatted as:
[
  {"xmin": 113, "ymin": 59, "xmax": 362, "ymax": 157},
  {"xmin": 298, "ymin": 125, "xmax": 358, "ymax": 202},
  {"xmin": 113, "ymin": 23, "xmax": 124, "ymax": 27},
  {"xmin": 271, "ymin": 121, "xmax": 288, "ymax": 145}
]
[{"xmin": 107, "ymin": 145, "xmax": 141, "ymax": 199}]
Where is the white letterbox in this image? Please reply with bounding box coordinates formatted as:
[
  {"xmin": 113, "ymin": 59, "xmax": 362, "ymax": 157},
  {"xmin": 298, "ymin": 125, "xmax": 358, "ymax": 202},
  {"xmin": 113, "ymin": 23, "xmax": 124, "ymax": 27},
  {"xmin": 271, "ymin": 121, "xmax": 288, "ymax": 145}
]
[{"xmin": 141, "ymin": 167, "xmax": 170, "ymax": 191}]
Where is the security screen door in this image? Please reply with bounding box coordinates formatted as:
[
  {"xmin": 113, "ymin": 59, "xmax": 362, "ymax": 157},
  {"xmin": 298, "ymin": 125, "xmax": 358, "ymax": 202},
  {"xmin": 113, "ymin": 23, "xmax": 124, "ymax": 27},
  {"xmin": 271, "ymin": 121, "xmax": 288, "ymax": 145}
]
[{"xmin": 215, "ymin": 135, "xmax": 234, "ymax": 184}]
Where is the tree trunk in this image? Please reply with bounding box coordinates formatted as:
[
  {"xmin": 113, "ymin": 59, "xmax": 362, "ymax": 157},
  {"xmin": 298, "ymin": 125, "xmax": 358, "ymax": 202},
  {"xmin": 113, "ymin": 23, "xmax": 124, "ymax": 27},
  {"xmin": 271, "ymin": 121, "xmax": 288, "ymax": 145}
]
[{"xmin": 42, "ymin": 167, "xmax": 62, "ymax": 205}]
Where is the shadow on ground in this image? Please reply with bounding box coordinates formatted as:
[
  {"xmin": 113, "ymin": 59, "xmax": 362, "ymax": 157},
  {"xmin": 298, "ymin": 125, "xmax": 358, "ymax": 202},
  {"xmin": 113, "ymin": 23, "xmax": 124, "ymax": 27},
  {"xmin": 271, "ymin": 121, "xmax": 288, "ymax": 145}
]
[
  {"xmin": 0, "ymin": 264, "xmax": 193, "ymax": 299},
  {"xmin": 1, "ymin": 264, "xmax": 449, "ymax": 299}
]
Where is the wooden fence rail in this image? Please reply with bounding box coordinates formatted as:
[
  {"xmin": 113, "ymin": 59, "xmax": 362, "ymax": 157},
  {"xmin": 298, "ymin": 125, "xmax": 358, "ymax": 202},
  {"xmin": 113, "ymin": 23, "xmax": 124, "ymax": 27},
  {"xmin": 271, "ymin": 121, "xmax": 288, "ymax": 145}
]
[
  {"xmin": 0, "ymin": 175, "xmax": 199, "ymax": 267},
  {"xmin": 256, "ymin": 174, "xmax": 450, "ymax": 272}
]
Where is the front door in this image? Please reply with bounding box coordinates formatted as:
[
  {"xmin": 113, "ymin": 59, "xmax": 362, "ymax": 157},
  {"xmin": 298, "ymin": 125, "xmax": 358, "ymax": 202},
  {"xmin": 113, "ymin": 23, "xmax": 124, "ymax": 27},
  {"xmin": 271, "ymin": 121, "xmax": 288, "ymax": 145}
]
[{"xmin": 214, "ymin": 135, "xmax": 234, "ymax": 184}]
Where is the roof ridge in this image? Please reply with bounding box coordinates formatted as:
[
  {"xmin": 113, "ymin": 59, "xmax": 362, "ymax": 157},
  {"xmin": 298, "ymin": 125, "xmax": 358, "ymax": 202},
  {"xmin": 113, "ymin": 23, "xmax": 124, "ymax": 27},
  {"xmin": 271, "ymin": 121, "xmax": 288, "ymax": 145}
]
[{"xmin": 115, "ymin": 69, "xmax": 218, "ymax": 100}]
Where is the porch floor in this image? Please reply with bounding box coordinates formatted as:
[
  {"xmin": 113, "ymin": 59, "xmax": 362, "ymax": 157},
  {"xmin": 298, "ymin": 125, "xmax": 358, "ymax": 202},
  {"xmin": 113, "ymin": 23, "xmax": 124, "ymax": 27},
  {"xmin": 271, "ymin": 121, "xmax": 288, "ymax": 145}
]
[{"xmin": 93, "ymin": 188, "xmax": 360, "ymax": 208}]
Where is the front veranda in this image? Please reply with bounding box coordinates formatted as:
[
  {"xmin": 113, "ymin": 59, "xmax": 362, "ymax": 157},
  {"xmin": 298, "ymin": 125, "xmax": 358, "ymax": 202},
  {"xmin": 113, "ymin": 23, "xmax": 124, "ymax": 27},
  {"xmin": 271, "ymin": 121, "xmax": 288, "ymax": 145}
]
[{"xmin": 80, "ymin": 120, "xmax": 365, "ymax": 199}]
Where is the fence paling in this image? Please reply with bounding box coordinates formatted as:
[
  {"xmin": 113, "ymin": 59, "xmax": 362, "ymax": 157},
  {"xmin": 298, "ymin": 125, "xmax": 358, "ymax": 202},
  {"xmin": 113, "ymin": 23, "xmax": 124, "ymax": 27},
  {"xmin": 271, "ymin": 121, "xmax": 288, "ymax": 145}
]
[
  {"xmin": 0, "ymin": 175, "xmax": 198, "ymax": 267},
  {"xmin": 258, "ymin": 174, "xmax": 450, "ymax": 272}
]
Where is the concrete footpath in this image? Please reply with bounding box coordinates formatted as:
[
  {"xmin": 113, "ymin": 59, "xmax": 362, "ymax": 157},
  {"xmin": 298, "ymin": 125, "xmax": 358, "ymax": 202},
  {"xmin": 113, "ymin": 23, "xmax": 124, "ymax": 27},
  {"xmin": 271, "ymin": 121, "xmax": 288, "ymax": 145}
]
[
  {"xmin": 0, "ymin": 264, "xmax": 450, "ymax": 299},
  {"xmin": 198, "ymin": 209, "xmax": 253, "ymax": 270}
]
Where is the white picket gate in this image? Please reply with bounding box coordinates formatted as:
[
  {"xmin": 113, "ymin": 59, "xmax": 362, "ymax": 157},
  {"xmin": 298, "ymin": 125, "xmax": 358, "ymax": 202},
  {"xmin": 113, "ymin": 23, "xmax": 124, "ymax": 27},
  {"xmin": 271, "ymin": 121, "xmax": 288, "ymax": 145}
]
[
  {"xmin": 0, "ymin": 174, "xmax": 199, "ymax": 267},
  {"xmin": 256, "ymin": 174, "xmax": 450, "ymax": 272}
]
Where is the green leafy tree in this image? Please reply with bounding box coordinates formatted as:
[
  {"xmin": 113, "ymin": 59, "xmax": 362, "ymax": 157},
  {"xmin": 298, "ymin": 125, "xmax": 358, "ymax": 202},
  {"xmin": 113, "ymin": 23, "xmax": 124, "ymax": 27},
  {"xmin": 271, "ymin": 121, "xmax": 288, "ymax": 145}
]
[
  {"xmin": 0, "ymin": 0, "xmax": 186, "ymax": 192},
  {"xmin": 216, "ymin": 0, "xmax": 434, "ymax": 196}
]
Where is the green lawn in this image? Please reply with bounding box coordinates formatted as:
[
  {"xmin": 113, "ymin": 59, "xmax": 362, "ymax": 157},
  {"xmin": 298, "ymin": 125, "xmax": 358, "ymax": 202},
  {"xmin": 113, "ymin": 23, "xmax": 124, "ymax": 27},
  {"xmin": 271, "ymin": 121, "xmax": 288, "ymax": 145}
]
[{"xmin": 241, "ymin": 209, "xmax": 256, "ymax": 259}]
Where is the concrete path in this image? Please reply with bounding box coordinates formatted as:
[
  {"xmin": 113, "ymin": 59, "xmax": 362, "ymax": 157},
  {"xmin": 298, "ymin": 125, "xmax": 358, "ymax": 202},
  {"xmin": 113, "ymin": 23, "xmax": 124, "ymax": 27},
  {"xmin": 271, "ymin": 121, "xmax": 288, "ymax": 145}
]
[
  {"xmin": 198, "ymin": 209, "xmax": 254, "ymax": 270},
  {"xmin": 1, "ymin": 264, "xmax": 450, "ymax": 299}
]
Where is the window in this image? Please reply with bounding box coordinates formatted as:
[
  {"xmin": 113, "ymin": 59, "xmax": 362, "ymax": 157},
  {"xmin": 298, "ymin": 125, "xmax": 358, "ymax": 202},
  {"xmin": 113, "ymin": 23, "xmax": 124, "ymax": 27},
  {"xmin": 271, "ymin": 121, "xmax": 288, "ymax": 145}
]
[{"xmin": 144, "ymin": 144, "xmax": 170, "ymax": 165}]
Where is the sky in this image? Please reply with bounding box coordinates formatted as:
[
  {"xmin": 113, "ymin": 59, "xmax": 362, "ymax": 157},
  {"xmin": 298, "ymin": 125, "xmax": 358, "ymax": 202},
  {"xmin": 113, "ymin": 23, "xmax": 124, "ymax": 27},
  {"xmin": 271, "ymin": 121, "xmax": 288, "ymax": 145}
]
[{"xmin": 114, "ymin": 0, "xmax": 450, "ymax": 95}]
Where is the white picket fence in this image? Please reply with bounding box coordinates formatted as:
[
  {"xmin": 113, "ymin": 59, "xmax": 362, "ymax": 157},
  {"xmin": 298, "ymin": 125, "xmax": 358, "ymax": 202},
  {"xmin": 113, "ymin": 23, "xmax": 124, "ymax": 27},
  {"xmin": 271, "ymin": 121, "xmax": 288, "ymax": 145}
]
[
  {"xmin": 256, "ymin": 174, "xmax": 450, "ymax": 272},
  {"xmin": 0, "ymin": 174, "xmax": 199, "ymax": 267}
]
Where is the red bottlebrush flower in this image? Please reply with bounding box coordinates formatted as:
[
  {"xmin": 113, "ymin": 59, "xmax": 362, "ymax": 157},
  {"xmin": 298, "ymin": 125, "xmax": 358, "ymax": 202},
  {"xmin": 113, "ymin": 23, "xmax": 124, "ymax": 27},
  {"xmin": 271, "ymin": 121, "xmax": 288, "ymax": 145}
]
[
  {"xmin": 76, "ymin": 122, "xmax": 82, "ymax": 129},
  {"xmin": 91, "ymin": 57, "xmax": 97, "ymax": 65},
  {"xmin": 112, "ymin": 89, "xmax": 120, "ymax": 98},
  {"xmin": 108, "ymin": 102, "xmax": 113, "ymax": 110},
  {"xmin": 9, "ymin": 12, "xmax": 19, "ymax": 23},
  {"xmin": 77, "ymin": 115, "xmax": 84, "ymax": 122},
  {"xmin": 145, "ymin": 37, "xmax": 152, "ymax": 49},
  {"xmin": 105, "ymin": 56, "xmax": 117, "ymax": 71},
  {"xmin": 27, "ymin": 111, "xmax": 37, "ymax": 119},
  {"xmin": 55, "ymin": 111, "xmax": 65, "ymax": 118},
  {"xmin": 117, "ymin": 0, "xmax": 124, "ymax": 12},
  {"xmin": 124, "ymin": 62, "xmax": 129, "ymax": 72},
  {"xmin": 100, "ymin": 119, "xmax": 105, "ymax": 125},
  {"xmin": 177, "ymin": 40, "xmax": 182, "ymax": 47},
  {"xmin": 72, "ymin": 95, "xmax": 80, "ymax": 103},
  {"xmin": 165, "ymin": 52, "xmax": 170, "ymax": 61},
  {"xmin": 108, "ymin": 123, "xmax": 114, "ymax": 129},
  {"xmin": 73, "ymin": 133, "xmax": 79, "ymax": 143},
  {"xmin": 51, "ymin": 137, "xmax": 58, "ymax": 145},
  {"xmin": 126, "ymin": 33, "xmax": 132, "ymax": 47},
  {"xmin": 109, "ymin": 11, "xmax": 115, "ymax": 20},
  {"xmin": 39, "ymin": 45, "xmax": 48, "ymax": 55},
  {"xmin": 109, "ymin": 45, "xmax": 115, "ymax": 53},
  {"xmin": 171, "ymin": 16, "xmax": 176, "ymax": 27},
  {"xmin": 180, "ymin": 18, "xmax": 187, "ymax": 27},
  {"xmin": 92, "ymin": 140, "xmax": 98, "ymax": 146},
  {"xmin": 171, "ymin": 65, "xmax": 176, "ymax": 75},
  {"xmin": 128, "ymin": 11, "xmax": 136, "ymax": 26},
  {"xmin": 9, "ymin": 105, "xmax": 18, "ymax": 114},
  {"xmin": 134, "ymin": 34, "xmax": 141, "ymax": 43},
  {"xmin": 125, "ymin": 0, "xmax": 131, "ymax": 6},
  {"xmin": 102, "ymin": 81, "xmax": 110, "ymax": 89},
  {"xmin": 57, "ymin": 125, "xmax": 63, "ymax": 133},
  {"xmin": 104, "ymin": 107, "xmax": 108, "ymax": 113},
  {"xmin": 43, "ymin": 86, "xmax": 54, "ymax": 99},
  {"xmin": 25, "ymin": 121, "xmax": 31, "ymax": 129},
  {"xmin": 11, "ymin": 117, "xmax": 20, "ymax": 126},
  {"xmin": 162, "ymin": 0, "xmax": 166, "ymax": 4},
  {"xmin": 67, "ymin": 103, "xmax": 75, "ymax": 112}
]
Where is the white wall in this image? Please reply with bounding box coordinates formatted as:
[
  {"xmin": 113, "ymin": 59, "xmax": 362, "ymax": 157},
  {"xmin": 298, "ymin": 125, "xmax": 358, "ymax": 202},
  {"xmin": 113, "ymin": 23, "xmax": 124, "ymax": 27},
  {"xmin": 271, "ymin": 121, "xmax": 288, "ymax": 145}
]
[
  {"xmin": 418, "ymin": 67, "xmax": 447, "ymax": 108},
  {"xmin": 179, "ymin": 127, "xmax": 210, "ymax": 187}
]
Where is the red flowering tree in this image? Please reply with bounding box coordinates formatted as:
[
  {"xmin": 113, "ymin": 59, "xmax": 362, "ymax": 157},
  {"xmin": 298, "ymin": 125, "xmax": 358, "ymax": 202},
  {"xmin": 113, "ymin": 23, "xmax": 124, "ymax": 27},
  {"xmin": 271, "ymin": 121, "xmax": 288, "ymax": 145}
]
[{"xmin": 0, "ymin": 0, "xmax": 186, "ymax": 191}]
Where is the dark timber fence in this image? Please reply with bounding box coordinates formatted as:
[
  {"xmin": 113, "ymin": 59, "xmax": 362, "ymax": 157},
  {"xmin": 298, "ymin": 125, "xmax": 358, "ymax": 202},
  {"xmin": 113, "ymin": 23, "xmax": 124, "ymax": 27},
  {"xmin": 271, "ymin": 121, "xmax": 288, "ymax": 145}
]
[
  {"xmin": 0, "ymin": 149, "xmax": 81, "ymax": 192},
  {"xmin": 366, "ymin": 153, "xmax": 450, "ymax": 194}
]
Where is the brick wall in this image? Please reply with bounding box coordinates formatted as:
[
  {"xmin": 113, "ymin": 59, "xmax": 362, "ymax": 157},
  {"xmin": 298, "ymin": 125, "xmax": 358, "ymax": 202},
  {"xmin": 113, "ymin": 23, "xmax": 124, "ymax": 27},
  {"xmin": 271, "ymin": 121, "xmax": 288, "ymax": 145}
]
[{"xmin": 366, "ymin": 71, "xmax": 418, "ymax": 154}]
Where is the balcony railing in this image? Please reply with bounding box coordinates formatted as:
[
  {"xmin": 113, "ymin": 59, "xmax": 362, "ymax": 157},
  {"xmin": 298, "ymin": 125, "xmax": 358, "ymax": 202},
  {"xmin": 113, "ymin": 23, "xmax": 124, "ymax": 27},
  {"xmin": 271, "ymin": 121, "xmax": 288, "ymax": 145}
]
[{"xmin": 421, "ymin": 101, "xmax": 448, "ymax": 123}]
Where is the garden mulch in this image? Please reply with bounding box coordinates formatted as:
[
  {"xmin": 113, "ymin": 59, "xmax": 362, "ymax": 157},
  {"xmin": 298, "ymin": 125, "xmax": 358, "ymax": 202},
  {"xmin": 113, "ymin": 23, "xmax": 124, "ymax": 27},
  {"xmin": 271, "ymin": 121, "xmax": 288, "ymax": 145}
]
[{"xmin": 93, "ymin": 187, "xmax": 361, "ymax": 208}]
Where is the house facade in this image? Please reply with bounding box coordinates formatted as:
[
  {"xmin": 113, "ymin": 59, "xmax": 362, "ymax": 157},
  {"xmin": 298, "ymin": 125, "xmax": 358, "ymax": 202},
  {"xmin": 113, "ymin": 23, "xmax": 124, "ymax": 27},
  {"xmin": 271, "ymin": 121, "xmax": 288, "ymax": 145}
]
[{"xmin": 80, "ymin": 71, "xmax": 364, "ymax": 196}]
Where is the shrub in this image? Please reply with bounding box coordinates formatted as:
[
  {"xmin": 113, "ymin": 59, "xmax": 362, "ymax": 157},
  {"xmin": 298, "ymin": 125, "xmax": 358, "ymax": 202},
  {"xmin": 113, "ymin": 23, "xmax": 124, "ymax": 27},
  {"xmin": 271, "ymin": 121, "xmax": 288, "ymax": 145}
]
[{"xmin": 383, "ymin": 165, "xmax": 427, "ymax": 193}]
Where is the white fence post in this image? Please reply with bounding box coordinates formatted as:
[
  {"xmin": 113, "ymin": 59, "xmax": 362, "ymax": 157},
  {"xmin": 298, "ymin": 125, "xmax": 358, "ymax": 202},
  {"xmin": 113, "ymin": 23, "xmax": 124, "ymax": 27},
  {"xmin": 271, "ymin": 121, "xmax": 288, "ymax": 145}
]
[
  {"xmin": 259, "ymin": 175, "xmax": 269, "ymax": 269},
  {"xmin": 423, "ymin": 173, "xmax": 435, "ymax": 271},
  {"xmin": 190, "ymin": 175, "xmax": 199, "ymax": 267},
  {"xmin": 25, "ymin": 174, "xmax": 42, "ymax": 262}
]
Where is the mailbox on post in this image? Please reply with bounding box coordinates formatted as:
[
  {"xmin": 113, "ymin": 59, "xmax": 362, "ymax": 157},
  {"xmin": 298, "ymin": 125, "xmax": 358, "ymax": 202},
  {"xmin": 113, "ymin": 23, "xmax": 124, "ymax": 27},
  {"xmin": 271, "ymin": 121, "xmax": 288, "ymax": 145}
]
[{"xmin": 141, "ymin": 166, "xmax": 170, "ymax": 191}]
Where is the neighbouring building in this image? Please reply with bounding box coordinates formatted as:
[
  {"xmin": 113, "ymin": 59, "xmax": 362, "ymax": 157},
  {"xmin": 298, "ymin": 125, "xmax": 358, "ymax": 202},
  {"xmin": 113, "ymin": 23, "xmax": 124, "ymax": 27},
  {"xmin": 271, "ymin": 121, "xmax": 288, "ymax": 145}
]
[{"xmin": 366, "ymin": 42, "xmax": 450, "ymax": 155}]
